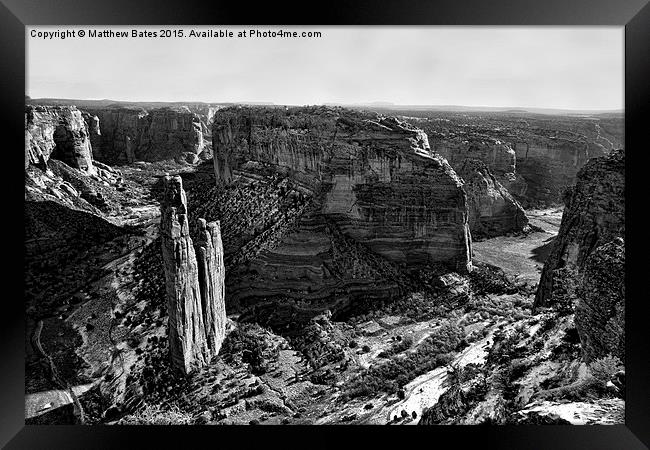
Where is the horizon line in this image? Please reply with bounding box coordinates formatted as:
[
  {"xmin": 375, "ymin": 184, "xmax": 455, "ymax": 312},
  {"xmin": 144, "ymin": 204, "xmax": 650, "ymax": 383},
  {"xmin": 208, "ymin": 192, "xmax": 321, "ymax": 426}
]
[{"xmin": 25, "ymin": 96, "xmax": 624, "ymax": 114}]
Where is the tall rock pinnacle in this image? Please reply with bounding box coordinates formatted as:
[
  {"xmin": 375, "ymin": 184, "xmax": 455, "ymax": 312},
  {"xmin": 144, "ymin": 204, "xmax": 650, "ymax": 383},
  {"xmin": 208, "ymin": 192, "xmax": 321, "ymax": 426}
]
[
  {"xmin": 160, "ymin": 175, "xmax": 226, "ymax": 374},
  {"xmin": 196, "ymin": 218, "xmax": 227, "ymax": 354}
]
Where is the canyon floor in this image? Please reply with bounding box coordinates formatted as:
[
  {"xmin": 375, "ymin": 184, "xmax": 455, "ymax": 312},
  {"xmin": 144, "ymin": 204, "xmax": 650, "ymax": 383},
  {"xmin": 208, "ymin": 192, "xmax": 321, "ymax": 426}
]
[{"xmin": 25, "ymin": 160, "xmax": 622, "ymax": 426}]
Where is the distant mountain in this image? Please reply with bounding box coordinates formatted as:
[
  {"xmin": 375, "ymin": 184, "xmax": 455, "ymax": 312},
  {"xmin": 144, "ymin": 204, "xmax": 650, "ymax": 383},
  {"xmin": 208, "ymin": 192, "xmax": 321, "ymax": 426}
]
[
  {"xmin": 338, "ymin": 103, "xmax": 623, "ymax": 116},
  {"xmin": 26, "ymin": 97, "xmax": 623, "ymax": 117}
]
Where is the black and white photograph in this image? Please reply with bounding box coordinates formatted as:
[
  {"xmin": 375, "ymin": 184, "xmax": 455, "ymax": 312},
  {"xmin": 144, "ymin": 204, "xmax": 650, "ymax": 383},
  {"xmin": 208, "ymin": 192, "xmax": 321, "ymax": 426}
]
[{"xmin": 23, "ymin": 23, "xmax": 629, "ymax": 428}]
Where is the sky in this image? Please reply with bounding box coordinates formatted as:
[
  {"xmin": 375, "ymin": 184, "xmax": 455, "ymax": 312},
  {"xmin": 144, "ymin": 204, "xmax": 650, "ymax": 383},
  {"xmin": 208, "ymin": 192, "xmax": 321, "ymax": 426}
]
[{"xmin": 26, "ymin": 26, "xmax": 624, "ymax": 111}]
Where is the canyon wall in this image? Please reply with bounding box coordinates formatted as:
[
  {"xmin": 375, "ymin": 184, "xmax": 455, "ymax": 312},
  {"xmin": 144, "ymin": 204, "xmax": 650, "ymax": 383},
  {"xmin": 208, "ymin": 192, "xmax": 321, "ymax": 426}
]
[
  {"xmin": 430, "ymin": 136, "xmax": 517, "ymax": 177},
  {"xmin": 213, "ymin": 106, "xmax": 472, "ymax": 270},
  {"xmin": 456, "ymin": 159, "xmax": 528, "ymax": 238},
  {"xmin": 512, "ymin": 138, "xmax": 608, "ymax": 207},
  {"xmin": 533, "ymin": 149, "xmax": 624, "ymax": 361},
  {"xmin": 84, "ymin": 107, "xmax": 204, "ymax": 164},
  {"xmin": 404, "ymin": 132, "xmax": 529, "ymax": 237},
  {"xmin": 575, "ymin": 237, "xmax": 625, "ymax": 362},
  {"xmin": 414, "ymin": 114, "xmax": 620, "ymax": 208},
  {"xmin": 209, "ymin": 106, "xmax": 472, "ymax": 324},
  {"xmin": 26, "ymin": 105, "xmax": 96, "ymax": 174},
  {"xmin": 160, "ymin": 175, "xmax": 226, "ymax": 374},
  {"xmin": 25, "ymin": 105, "xmax": 131, "ymax": 216}
]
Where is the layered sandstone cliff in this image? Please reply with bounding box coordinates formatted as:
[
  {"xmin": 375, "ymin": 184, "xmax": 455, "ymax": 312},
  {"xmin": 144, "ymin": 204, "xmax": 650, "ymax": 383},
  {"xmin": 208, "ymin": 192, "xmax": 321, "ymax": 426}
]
[
  {"xmin": 207, "ymin": 106, "xmax": 472, "ymax": 324},
  {"xmin": 85, "ymin": 107, "xmax": 204, "ymax": 164},
  {"xmin": 512, "ymin": 138, "xmax": 608, "ymax": 206},
  {"xmin": 430, "ymin": 136, "xmax": 517, "ymax": 177},
  {"xmin": 457, "ymin": 159, "xmax": 528, "ymax": 238},
  {"xmin": 425, "ymin": 133, "xmax": 530, "ymax": 208},
  {"xmin": 26, "ymin": 105, "xmax": 96, "ymax": 174},
  {"xmin": 534, "ymin": 149, "xmax": 624, "ymax": 308},
  {"xmin": 213, "ymin": 106, "xmax": 472, "ymax": 270},
  {"xmin": 160, "ymin": 175, "xmax": 226, "ymax": 373},
  {"xmin": 414, "ymin": 114, "xmax": 619, "ymax": 207},
  {"xmin": 533, "ymin": 149, "xmax": 624, "ymax": 360}
]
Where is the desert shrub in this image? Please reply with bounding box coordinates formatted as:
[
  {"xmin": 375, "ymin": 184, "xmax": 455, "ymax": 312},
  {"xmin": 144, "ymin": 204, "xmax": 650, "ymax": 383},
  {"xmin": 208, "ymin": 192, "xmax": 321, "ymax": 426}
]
[
  {"xmin": 468, "ymin": 262, "xmax": 519, "ymax": 295},
  {"xmin": 458, "ymin": 363, "xmax": 482, "ymax": 383},
  {"xmin": 549, "ymin": 267, "xmax": 579, "ymax": 316},
  {"xmin": 287, "ymin": 321, "xmax": 347, "ymax": 370},
  {"xmin": 119, "ymin": 403, "xmax": 193, "ymax": 425},
  {"xmin": 589, "ymin": 355, "xmax": 624, "ymax": 384},
  {"xmin": 221, "ymin": 323, "xmax": 279, "ymax": 374},
  {"xmin": 342, "ymin": 324, "xmax": 463, "ymax": 399},
  {"xmin": 379, "ymin": 335, "xmax": 414, "ymax": 357}
]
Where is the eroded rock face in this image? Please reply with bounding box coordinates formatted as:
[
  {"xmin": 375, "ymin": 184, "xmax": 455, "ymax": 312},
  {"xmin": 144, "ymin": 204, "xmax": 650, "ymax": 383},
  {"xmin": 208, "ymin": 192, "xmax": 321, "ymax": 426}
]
[
  {"xmin": 534, "ymin": 149, "xmax": 625, "ymax": 309},
  {"xmin": 457, "ymin": 159, "xmax": 529, "ymax": 238},
  {"xmin": 195, "ymin": 218, "xmax": 227, "ymax": 353},
  {"xmin": 213, "ymin": 106, "xmax": 472, "ymax": 269},
  {"xmin": 86, "ymin": 107, "xmax": 204, "ymax": 164},
  {"xmin": 208, "ymin": 106, "xmax": 472, "ymax": 325},
  {"xmin": 411, "ymin": 113, "xmax": 621, "ymax": 208},
  {"xmin": 430, "ymin": 137, "xmax": 517, "ymax": 178},
  {"xmin": 84, "ymin": 107, "xmax": 145, "ymax": 163},
  {"xmin": 575, "ymin": 238, "xmax": 625, "ymax": 362},
  {"xmin": 25, "ymin": 105, "xmax": 96, "ymax": 174},
  {"xmin": 160, "ymin": 175, "xmax": 225, "ymax": 373},
  {"xmin": 534, "ymin": 149, "xmax": 624, "ymax": 363},
  {"xmin": 513, "ymin": 138, "xmax": 608, "ymax": 207},
  {"xmin": 81, "ymin": 112, "xmax": 102, "ymax": 155}
]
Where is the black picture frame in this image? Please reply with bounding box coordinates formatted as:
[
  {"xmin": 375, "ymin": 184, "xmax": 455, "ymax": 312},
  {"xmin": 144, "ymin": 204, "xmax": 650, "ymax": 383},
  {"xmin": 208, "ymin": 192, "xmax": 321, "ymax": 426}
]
[{"xmin": 3, "ymin": 0, "xmax": 648, "ymax": 448}]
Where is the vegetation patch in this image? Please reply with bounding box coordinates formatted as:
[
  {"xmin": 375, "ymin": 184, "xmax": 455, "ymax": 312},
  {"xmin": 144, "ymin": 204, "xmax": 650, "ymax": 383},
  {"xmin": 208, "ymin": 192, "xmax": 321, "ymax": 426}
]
[{"xmin": 341, "ymin": 323, "xmax": 465, "ymax": 399}]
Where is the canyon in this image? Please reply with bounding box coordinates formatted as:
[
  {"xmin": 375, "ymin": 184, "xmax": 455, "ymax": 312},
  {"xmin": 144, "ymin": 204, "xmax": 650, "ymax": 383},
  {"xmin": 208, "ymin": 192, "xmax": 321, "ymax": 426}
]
[
  {"xmin": 24, "ymin": 100, "xmax": 625, "ymax": 427},
  {"xmin": 404, "ymin": 111, "xmax": 622, "ymax": 208}
]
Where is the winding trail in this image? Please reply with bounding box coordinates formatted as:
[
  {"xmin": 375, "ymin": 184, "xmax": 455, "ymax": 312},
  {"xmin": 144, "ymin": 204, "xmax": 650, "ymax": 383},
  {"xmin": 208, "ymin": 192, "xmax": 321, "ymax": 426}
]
[
  {"xmin": 359, "ymin": 328, "xmax": 497, "ymax": 425},
  {"xmin": 26, "ymin": 208, "xmax": 161, "ymax": 421},
  {"xmin": 26, "ymin": 320, "xmax": 92, "ymax": 422}
]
